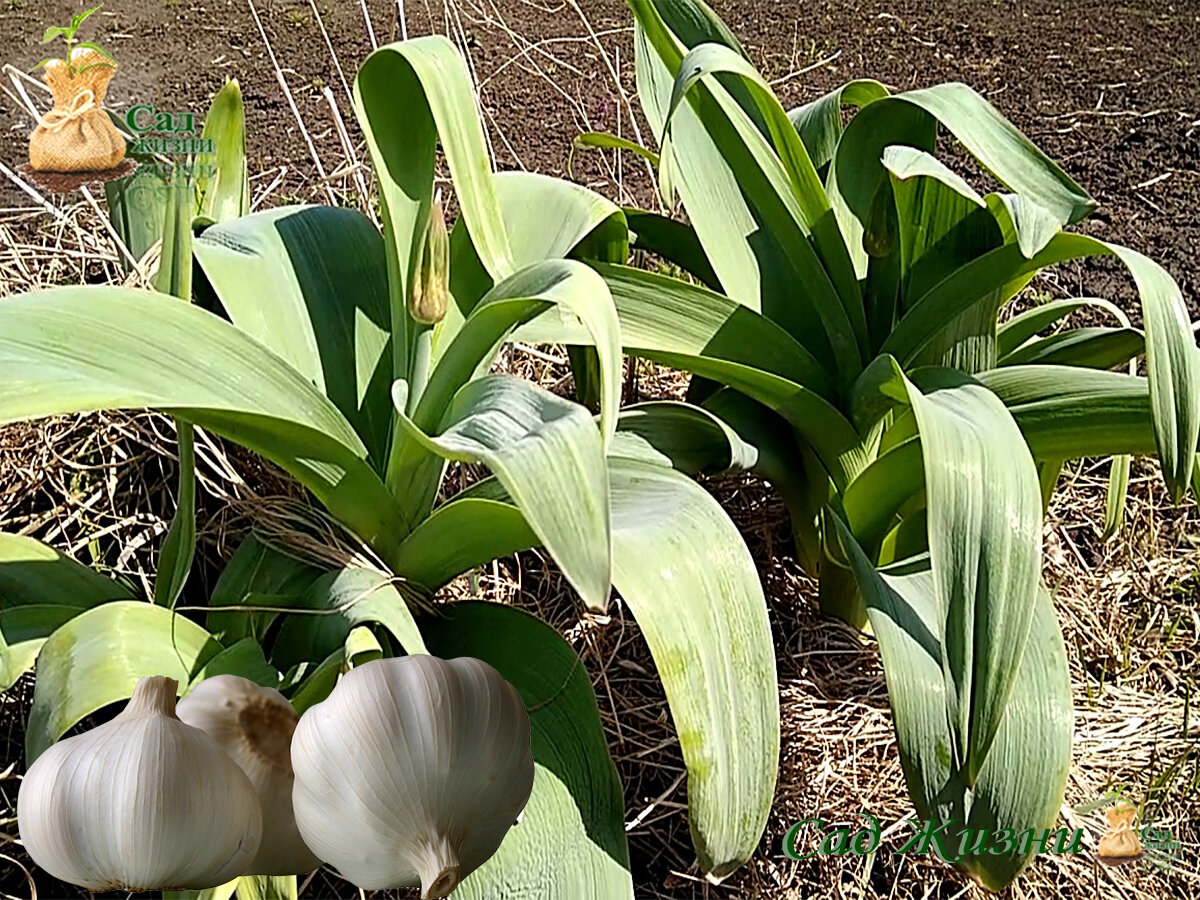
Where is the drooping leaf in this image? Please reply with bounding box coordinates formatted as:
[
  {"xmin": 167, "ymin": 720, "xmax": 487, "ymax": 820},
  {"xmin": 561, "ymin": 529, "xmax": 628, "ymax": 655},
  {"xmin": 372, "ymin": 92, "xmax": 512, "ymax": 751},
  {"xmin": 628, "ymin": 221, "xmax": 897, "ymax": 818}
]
[
  {"xmin": 867, "ymin": 365, "xmax": 1043, "ymax": 785},
  {"xmin": 999, "ymin": 326, "xmax": 1144, "ymax": 370},
  {"xmin": 419, "ymin": 602, "xmax": 633, "ymax": 900},
  {"xmin": 836, "ymin": 533, "xmax": 1071, "ymax": 891},
  {"xmin": 0, "ymin": 287, "xmax": 408, "ymax": 558},
  {"xmin": 573, "ymin": 130, "xmax": 661, "ymax": 167},
  {"xmin": 996, "ymin": 296, "xmax": 1130, "ymax": 358},
  {"xmin": 394, "ymin": 375, "xmax": 612, "ymax": 611},
  {"xmin": 604, "ymin": 452, "xmax": 778, "ymax": 877},
  {"xmin": 519, "ymin": 263, "xmax": 865, "ymax": 485},
  {"xmin": 980, "ymin": 365, "xmax": 1158, "ymax": 459},
  {"xmin": 355, "ymin": 35, "xmax": 514, "ymax": 399},
  {"xmin": 884, "ymin": 233, "xmax": 1198, "ymax": 496},
  {"xmin": 413, "ymin": 446, "xmax": 780, "ymax": 878},
  {"xmin": 786, "ymin": 79, "xmax": 888, "ymax": 171},
  {"xmin": 25, "ymin": 602, "xmax": 223, "ymax": 762},
  {"xmin": 836, "ymin": 82, "xmax": 1094, "ymax": 232}
]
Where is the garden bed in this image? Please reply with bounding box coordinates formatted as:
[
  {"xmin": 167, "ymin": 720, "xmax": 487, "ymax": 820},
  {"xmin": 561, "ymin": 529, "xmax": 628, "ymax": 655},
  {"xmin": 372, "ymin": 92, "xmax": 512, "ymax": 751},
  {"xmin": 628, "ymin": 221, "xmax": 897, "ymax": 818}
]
[{"xmin": 1, "ymin": 2, "xmax": 1198, "ymax": 899}]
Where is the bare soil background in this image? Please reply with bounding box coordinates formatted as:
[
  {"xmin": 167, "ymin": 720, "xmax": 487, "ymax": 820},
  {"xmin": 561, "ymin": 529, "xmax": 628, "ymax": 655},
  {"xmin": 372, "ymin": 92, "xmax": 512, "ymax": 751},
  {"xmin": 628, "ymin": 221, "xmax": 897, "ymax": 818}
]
[{"xmin": 1, "ymin": 2, "xmax": 1199, "ymax": 899}]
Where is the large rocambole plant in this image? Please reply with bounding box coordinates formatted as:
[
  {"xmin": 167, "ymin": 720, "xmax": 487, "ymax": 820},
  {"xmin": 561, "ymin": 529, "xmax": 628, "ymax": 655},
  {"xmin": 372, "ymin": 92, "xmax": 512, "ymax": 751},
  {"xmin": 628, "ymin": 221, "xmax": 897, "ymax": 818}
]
[
  {"xmin": 532, "ymin": 0, "xmax": 1198, "ymax": 890},
  {"xmin": 0, "ymin": 35, "xmax": 779, "ymax": 895}
]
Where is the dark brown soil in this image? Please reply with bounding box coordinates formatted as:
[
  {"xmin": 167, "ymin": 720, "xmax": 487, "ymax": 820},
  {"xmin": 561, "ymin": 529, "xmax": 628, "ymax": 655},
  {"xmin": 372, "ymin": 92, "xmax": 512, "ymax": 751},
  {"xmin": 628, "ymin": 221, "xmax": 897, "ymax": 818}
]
[
  {"xmin": 1, "ymin": 2, "xmax": 1198, "ymax": 900},
  {"xmin": 16, "ymin": 158, "xmax": 137, "ymax": 193},
  {"xmin": 1, "ymin": 1, "xmax": 1197, "ymax": 308}
]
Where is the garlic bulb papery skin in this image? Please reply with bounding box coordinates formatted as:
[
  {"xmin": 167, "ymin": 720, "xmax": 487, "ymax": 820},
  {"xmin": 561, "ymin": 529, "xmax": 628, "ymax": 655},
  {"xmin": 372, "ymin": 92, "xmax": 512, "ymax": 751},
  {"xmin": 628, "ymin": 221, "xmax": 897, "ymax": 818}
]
[
  {"xmin": 17, "ymin": 675, "xmax": 263, "ymax": 891},
  {"xmin": 177, "ymin": 674, "xmax": 322, "ymax": 876},
  {"xmin": 291, "ymin": 655, "xmax": 535, "ymax": 897}
]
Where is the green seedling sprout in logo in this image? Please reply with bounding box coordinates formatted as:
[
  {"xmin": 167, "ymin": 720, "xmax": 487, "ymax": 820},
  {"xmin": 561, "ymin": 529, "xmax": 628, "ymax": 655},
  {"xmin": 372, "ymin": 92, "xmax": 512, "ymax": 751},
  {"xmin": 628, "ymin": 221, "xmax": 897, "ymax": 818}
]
[{"xmin": 32, "ymin": 5, "xmax": 116, "ymax": 77}]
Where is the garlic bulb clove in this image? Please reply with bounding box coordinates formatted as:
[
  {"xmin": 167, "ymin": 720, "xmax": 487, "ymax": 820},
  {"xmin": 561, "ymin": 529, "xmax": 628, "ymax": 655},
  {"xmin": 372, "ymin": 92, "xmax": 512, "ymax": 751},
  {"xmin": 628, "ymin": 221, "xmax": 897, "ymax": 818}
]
[
  {"xmin": 177, "ymin": 674, "xmax": 321, "ymax": 876},
  {"xmin": 17, "ymin": 675, "xmax": 263, "ymax": 891},
  {"xmin": 291, "ymin": 655, "xmax": 535, "ymax": 896}
]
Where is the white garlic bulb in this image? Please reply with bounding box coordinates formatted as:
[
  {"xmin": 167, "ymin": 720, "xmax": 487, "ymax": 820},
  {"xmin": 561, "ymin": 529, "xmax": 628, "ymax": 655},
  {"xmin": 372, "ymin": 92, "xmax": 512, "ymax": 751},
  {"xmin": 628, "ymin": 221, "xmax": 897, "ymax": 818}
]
[
  {"xmin": 177, "ymin": 674, "xmax": 321, "ymax": 876},
  {"xmin": 291, "ymin": 655, "xmax": 534, "ymax": 897},
  {"xmin": 18, "ymin": 675, "xmax": 263, "ymax": 891}
]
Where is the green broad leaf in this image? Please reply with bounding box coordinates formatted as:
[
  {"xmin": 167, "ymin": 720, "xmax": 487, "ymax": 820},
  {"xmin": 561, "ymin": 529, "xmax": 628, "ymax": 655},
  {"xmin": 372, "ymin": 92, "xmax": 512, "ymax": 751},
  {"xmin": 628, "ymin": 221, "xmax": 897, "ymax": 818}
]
[
  {"xmin": 25, "ymin": 601, "xmax": 223, "ymax": 762},
  {"xmin": 231, "ymin": 876, "xmax": 298, "ymax": 900},
  {"xmin": 449, "ymin": 171, "xmax": 628, "ymax": 316},
  {"xmin": 573, "ymin": 130, "xmax": 661, "ymax": 167},
  {"xmin": 71, "ymin": 5, "xmax": 104, "ymax": 30},
  {"xmin": 996, "ymin": 296, "xmax": 1130, "ymax": 357},
  {"xmin": 196, "ymin": 79, "xmax": 250, "ymax": 224},
  {"xmin": 986, "ymin": 192, "xmax": 1063, "ymax": 259},
  {"xmin": 631, "ymin": 8, "xmax": 864, "ymax": 375},
  {"xmin": 409, "ymin": 448, "xmax": 779, "ymax": 878},
  {"xmin": 998, "ymin": 326, "xmax": 1144, "ymax": 370},
  {"xmin": 1, "ymin": 605, "xmax": 87, "ymax": 693},
  {"xmin": 153, "ymin": 421, "xmax": 196, "ymax": 607},
  {"xmin": 836, "ymin": 82, "xmax": 1094, "ymax": 232},
  {"xmin": 884, "ymin": 232, "xmax": 1198, "ymax": 497},
  {"xmin": 194, "ymin": 205, "xmax": 394, "ymax": 469},
  {"xmin": 420, "ymin": 602, "xmax": 633, "ymax": 899},
  {"xmin": 355, "ymin": 35, "xmax": 514, "ymax": 396},
  {"xmin": 396, "ymin": 263, "xmax": 614, "ymax": 528},
  {"xmin": 0, "ymin": 533, "xmax": 130, "ymax": 609},
  {"xmin": 604, "ymin": 453, "xmax": 778, "ymax": 878},
  {"xmin": 980, "ymin": 365, "xmax": 1158, "ymax": 459},
  {"xmin": 1104, "ymin": 454, "xmax": 1132, "ymax": 539},
  {"xmin": 700, "ymin": 389, "xmax": 832, "ymax": 573},
  {"xmin": 871, "ymin": 367, "xmax": 1043, "ymax": 786},
  {"xmin": 206, "ymin": 534, "xmax": 325, "ymax": 643},
  {"xmin": 0, "ymin": 287, "xmax": 407, "ymax": 558},
  {"xmin": 786, "ymin": 79, "xmax": 889, "ymax": 171},
  {"xmin": 883, "ymin": 146, "xmax": 1004, "ymax": 373},
  {"xmin": 191, "ymin": 637, "xmax": 280, "ymax": 688},
  {"xmin": 840, "ymin": 436, "xmax": 923, "ymax": 557},
  {"xmin": 612, "ymin": 400, "xmax": 757, "ymax": 475},
  {"xmin": 392, "ymin": 496, "xmax": 534, "ymax": 593},
  {"xmin": 416, "ymin": 260, "xmax": 622, "ymax": 447},
  {"xmin": 660, "ymin": 43, "xmax": 831, "ymax": 236},
  {"xmin": 0, "ymin": 533, "xmax": 132, "ymax": 690},
  {"xmin": 519, "ymin": 263, "xmax": 865, "ymax": 486},
  {"xmin": 42, "ymin": 26, "xmax": 70, "ymax": 44},
  {"xmin": 525, "ymin": 263, "xmax": 831, "ymax": 396},
  {"xmin": 624, "ymin": 209, "xmax": 720, "ymax": 290},
  {"xmin": 270, "ymin": 566, "xmax": 427, "ymax": 671},
  {"xmin": 162, "ymin": 880, "xmax": 239, "ymax": 900},
  {"xmin": 836, "ymin": 532, "xmax": 1071, "ymax": 891},
  {"xmin": 394, "ymin": 375, "xmax": 612, "ymax": 611}
]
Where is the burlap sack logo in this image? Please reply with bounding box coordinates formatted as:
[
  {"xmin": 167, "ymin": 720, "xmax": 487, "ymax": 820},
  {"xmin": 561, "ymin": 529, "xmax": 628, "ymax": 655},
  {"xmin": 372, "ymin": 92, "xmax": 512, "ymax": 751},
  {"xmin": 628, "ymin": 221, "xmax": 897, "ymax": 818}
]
[
  {"xmin": 24, "ymin": 5, "xmax": 129, "ymax": 188},
  {"xmin": 1095, "ymin": 800, "xmax": 1144, "ymax": 866}
]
